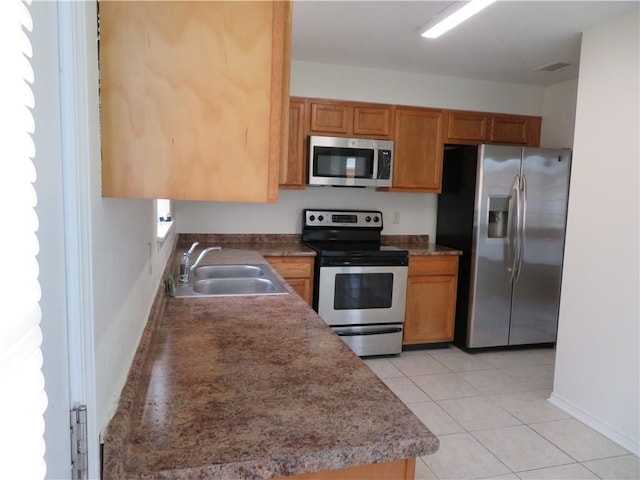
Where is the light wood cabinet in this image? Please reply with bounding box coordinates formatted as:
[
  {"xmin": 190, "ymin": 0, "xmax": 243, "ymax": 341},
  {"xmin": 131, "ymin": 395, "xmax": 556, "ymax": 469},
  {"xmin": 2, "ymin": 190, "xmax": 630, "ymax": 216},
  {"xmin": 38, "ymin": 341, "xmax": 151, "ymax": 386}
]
[
  {"xmin": 276, "ymin": 458, "xmax": 416, "ymax": 480},
  {"xmin": 280, "ymin": 97, "xmax": 307, "ymax": 188},
  {"xmin": 389, "ymin": 108, "xmax": 444, "ymax": 193},
  {"xmin": 444, "ymin": 110, "xmax": 541, "ymax": 146},
  {"xmin": 403, "ymin": 256, "xmax": 459, "ymax": 345},
  {"xmin": 308, "ymin": 99, "xmax": 393, "ymax": 139},
  {"xmin": 99, "ymin": 1, "xmax": 291, "ymax": 201},
  {"xmin": 265, "ymin": 256, "xmax": 314, "ymax": 305}
]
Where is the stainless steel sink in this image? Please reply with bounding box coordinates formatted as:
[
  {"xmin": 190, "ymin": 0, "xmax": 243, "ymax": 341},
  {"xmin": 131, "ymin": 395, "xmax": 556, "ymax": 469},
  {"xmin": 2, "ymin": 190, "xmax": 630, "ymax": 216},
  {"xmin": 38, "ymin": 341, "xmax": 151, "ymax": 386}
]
[
  {"xmin": 193, "ymin": 264, "xmax": 265, "ymax": 279},
  {"xmin": 193, "ymin": 278, "xmax": 285, "ymax": 296},
  {"xmin": 173, "ymin": 263, "xmax": 288, "ymax": 297}
]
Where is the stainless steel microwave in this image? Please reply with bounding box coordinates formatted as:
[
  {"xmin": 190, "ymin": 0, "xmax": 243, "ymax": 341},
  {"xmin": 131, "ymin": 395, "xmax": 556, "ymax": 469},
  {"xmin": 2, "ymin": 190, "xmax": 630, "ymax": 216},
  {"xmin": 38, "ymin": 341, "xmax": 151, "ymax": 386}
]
[{"xmin": 308, "ymin": 136, "xmax": 394, "ymax": 187}]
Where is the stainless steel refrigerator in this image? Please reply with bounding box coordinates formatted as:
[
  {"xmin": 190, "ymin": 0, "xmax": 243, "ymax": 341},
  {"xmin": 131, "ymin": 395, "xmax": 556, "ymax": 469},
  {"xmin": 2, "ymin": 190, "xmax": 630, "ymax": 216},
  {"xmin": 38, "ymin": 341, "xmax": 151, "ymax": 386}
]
[{"xmin": 437, "ymin": 144, "xmax": 572, "ymax": 350}]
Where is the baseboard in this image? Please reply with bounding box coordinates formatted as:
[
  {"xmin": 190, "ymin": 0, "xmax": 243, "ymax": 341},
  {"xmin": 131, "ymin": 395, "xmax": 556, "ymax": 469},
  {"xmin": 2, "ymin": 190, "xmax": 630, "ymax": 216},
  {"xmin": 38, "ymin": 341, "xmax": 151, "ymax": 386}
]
[{"xmin": 548, "ymin": 391, "xmax": 639, "ymax": 456}]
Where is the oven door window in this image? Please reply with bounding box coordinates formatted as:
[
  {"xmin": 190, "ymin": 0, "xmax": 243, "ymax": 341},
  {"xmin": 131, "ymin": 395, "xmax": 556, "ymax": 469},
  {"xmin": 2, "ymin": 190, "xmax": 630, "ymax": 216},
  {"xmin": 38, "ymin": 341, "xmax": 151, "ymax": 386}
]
[
  {"xmin": 334, "ymin": 273, "xmax": 393, "ymax": 309},
  {"xmin": 314, "ymin": 147, "xmax": 374, "ymax": 179}
]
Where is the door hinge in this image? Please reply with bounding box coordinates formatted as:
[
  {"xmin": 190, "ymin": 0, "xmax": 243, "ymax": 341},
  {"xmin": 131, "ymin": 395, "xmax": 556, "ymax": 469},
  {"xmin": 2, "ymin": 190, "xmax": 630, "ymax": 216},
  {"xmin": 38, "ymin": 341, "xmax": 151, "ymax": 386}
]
[{"xmin": 70, "ymin": 404, "xmax": 88, "ymax": 480}]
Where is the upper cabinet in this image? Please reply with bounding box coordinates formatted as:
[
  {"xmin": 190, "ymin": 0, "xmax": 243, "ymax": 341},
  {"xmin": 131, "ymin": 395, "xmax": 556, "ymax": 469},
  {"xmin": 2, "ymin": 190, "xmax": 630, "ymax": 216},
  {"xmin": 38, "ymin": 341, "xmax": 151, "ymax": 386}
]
[
  {"xmin": 99, "ymin": 1, "xmax": 292, "ymax": 201},
  {"xmin": 388, "ymin": 108, "xmax": 444, "ymax": 193},
  {"xmin": 308, "ymin": 99, "xmax": 393, "ymax": 139},
  {"xmin": 444, "ymin": 110, "xmax": 541, "ymax": 147}
]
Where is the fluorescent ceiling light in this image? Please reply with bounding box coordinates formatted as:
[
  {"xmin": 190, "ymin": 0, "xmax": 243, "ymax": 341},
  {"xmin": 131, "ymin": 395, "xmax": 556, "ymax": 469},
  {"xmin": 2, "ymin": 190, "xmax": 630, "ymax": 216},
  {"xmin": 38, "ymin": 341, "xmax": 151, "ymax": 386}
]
[{"xmin": 421, "ymin": 0, "xmax": 497, "ymax": 39}]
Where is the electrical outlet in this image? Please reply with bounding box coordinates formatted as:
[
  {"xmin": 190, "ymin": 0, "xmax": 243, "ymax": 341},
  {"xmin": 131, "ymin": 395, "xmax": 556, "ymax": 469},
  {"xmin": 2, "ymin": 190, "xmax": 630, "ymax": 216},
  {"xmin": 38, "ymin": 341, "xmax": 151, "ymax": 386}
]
[{"xmin": 392, "ymin": 212, "xmax": 400, "ymax": 224}]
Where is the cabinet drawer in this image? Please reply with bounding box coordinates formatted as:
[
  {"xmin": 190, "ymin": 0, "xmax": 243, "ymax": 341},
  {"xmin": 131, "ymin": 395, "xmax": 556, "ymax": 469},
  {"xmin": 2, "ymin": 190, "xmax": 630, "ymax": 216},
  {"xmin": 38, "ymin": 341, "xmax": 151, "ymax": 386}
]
[
  {"xmin": 266, "ymin": 257, "xmax": 313, "ymax": 278},
  {"xmin": 408, "ymin": 256, "xmax": 458, "ymax": 276}
]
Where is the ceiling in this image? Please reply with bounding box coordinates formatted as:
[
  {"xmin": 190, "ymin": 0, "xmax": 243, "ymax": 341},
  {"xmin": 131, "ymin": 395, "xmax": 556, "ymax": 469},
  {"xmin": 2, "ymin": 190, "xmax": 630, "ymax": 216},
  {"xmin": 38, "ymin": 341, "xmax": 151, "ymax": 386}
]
[{"xmin": 291, "ymin": 1, "xmax": 639, "ymax": 86}]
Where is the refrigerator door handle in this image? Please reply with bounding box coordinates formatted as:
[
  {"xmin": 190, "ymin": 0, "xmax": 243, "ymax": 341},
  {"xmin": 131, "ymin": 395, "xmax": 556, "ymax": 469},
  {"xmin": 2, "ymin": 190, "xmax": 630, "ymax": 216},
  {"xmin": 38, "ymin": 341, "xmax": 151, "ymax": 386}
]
[
  {"xmin": 515, "ymin": 174, "xmax": 528, "ymax": 282},
  {"xmin": 507, "ymin": 174, "xmax": 521, "ymax": 283}
]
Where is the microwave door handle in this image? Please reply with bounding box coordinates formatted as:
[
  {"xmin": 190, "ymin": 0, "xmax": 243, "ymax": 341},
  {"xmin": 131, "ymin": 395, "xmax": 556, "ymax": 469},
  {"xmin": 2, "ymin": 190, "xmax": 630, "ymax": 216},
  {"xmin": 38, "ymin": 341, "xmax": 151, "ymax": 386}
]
[{"xmin": 372, "ymin": 147, "xmax": 379, "ymax": 180}]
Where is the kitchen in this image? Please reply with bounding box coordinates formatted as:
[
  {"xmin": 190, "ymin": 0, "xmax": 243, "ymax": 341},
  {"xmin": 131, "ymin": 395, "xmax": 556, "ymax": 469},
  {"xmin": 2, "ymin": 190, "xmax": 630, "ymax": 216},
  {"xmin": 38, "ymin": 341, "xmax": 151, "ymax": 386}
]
[{"xmin": 12, "ymin": 1, "xmax": 638, "ymax": 479}]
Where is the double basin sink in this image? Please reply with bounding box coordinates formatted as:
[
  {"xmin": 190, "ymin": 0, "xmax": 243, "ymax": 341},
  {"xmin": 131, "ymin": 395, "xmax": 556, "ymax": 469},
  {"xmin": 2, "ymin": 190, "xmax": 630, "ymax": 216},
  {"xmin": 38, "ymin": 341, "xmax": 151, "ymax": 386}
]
[{"xmin": 173, "ymin": 264, "xmax": 289, "ymax": 297}]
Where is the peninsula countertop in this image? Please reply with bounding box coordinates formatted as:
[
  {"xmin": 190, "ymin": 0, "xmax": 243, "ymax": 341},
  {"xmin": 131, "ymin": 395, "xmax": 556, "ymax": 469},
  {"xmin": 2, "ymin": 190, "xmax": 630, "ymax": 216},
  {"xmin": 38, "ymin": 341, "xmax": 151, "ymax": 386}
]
[{"xmin": 103, "ymin": 245, "xmax": 439, "ymax": 479}]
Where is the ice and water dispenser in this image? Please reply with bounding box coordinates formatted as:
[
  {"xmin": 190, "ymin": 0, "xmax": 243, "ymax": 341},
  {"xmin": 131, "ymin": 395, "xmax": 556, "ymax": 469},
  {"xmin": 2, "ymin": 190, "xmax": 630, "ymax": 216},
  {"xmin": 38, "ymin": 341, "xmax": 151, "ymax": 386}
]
[{"xmin": 487, "ymin": 197, "xmax": 509, "ymax": 238}]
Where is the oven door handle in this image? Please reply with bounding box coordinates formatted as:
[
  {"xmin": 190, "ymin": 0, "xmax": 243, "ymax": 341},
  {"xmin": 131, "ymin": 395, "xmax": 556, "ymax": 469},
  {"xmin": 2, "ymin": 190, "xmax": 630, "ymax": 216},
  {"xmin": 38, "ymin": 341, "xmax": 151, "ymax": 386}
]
[{"xmin": 334, "ymin": 327, "xmax": 403, "ymax": 336}]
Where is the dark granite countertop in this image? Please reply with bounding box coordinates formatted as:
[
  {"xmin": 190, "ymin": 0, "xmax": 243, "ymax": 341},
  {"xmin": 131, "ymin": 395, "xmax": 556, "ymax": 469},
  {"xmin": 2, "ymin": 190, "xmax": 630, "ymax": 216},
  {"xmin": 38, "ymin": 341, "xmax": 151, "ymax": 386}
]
[{"xmin": 103, "ymin": 241, "xmax": 439, "ymax": 479}]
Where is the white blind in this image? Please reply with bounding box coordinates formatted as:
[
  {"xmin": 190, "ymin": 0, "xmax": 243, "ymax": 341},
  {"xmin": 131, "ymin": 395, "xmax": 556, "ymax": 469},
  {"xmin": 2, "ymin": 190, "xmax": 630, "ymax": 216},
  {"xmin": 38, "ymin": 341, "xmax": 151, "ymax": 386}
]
[{"xmin": 0, "ymin": 1, "xmax": 48, "ymax": 478}]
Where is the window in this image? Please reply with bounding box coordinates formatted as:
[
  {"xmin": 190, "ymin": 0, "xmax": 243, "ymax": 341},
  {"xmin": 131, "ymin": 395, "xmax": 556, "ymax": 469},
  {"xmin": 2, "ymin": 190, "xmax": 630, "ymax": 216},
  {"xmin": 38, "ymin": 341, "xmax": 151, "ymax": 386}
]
[{"xmin": 156, "ymin": 198, "xmax": 173, "ymax": 242}]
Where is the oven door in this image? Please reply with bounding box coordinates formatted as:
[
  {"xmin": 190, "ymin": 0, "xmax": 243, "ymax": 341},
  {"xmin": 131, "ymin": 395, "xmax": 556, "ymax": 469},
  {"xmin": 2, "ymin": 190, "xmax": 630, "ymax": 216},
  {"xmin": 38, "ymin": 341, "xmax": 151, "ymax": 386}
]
[{"xmin": 317, "ymin": 265, "xmax": 408, "ymax": 326}]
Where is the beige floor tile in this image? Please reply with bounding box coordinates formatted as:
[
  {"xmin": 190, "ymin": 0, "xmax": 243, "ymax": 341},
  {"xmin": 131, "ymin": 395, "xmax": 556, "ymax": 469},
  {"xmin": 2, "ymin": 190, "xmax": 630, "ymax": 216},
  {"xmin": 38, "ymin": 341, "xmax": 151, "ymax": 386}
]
[
  {"xmin": 407, "ymin": 401, "xmax": 466, "ymax": 435},
  {"xmin": 477, "ymin": 474, "xmax": 519, "ymax": 480},
  {"xmin": 582, "ymin": 454, "xmax": 640, "ymax": 479},
  {"xmin": 489, "ymin": 389, "xmax": 571, "ymax": 424},
  {"xmin": 437, "ymin": 396, "xmax": 522, "ymax": 431},
  {"xmin": 382, "ymin": 377, "xmax": 431, "ymax": 403},
  {"xmin": 530, "ymin": 419, "xmax": 630, "ymax": 461},
  {"xmin": 390, "ymin": 354, "xmax": 450, "ymax": 376},
  {"xmin": 517, "ymin": 463, "xmax": 599, "ymax": 479},
  {"xmin": 473, "ymin": 425, "xmax": 573, "ymax": 472},
  {"xmin": 422, "ymin": 432, "xmax": 511, "ymax": 479},
  {"xmin": 363, "ymin": 357, "xmax": 404, "ymax": 379},
  {"xmin": 475, "ymin": 350, "xmax": 551, "ymax": 369},
  {"xmin": 427, "ymin": 350, "xmax": 496, "ymax": 372},
  {"xmin": 414, "ymin": 457, "xmax": 438, "ymax": 480},
  {"xmin": 500, "ymin": 365, "xmax": 554, "ymax": 390},
  {"xmin": 411, "ymin": 372, "xmax": 482, "ymax": 400},
  {"xmin": 462, "ymin": 369, "xmax": 531, "ymax": 395}
]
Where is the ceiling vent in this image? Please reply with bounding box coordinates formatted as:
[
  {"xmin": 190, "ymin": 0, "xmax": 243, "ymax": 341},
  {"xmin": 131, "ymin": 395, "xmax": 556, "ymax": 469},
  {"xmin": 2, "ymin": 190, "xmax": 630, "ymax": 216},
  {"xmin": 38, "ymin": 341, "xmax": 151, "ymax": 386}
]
[{"xmin": 535, "ymin": 61, "xmax": 572, "ymax": 72}]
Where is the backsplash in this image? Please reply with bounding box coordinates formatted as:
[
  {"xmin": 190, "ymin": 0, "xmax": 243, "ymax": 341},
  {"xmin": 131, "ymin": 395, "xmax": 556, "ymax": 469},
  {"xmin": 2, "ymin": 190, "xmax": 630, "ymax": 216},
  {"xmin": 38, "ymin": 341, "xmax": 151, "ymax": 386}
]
[{"xmin": 174, "ymin": 188, "xmax": 437, "ymax": 236}]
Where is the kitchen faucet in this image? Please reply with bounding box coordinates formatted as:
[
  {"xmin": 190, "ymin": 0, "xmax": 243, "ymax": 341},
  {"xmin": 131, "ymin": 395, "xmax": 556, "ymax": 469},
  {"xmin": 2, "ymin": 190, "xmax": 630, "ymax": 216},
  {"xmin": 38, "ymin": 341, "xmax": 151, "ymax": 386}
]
[
  {"xmin": 178, "ymin": 243, "xmax": 223, "ymax": 285},
  {"xmin": 190, "ymin": 246, "xmax": 222, "ymax": 271},
  {"xmin": 178, "ymin": 241, "xmax": 199, "ymax": 285}
]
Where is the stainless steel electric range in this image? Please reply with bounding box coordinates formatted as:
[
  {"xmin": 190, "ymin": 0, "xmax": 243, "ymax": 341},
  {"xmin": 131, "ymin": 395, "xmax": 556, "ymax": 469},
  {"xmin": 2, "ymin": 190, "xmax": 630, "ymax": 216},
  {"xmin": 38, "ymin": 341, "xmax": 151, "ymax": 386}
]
[{"xmin": 302, "ymin": 209, "xmax": 409, "ymax": 356}]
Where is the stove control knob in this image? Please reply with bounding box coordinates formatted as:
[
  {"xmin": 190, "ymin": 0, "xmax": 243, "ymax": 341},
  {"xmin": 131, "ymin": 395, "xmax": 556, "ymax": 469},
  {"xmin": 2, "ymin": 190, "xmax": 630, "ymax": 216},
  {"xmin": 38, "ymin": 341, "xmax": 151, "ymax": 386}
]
[
  {"xmin": 365, "ymin": 216, "xmax": 372, "ymax": 222},
  {"xmin": 373, "ymin": 216, "xmax": 380, "ymax": 223},
  {"xmin": 309, "ymin": 215, "xmax": 316, "ymax": 222},
  {"xmin": 318, "ymin": 215, "xmax": 324, "ymax": 222}
]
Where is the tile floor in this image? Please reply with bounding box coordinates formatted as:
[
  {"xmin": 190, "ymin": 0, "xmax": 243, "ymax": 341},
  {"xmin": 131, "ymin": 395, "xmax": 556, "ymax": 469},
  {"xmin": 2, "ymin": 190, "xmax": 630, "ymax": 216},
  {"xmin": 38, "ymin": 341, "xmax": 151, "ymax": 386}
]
[{"xmin": 363, "ymin": 346, "xmax": 640, "ymax": 480}]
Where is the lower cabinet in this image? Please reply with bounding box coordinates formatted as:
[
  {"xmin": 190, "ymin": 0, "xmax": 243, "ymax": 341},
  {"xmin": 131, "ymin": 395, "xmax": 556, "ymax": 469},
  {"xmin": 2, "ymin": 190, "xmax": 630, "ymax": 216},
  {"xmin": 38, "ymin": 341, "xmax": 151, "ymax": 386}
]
[
  {"xmin": 275, "ymin": 458, "xmax": 416, "ymax": 480},
  {"xmin": 265, "ymin": 256, "xmax": 314, "ymax": 306},
  {"xmin": 403, "ymin": 256, "xmax": 459, "ymax": 345}
]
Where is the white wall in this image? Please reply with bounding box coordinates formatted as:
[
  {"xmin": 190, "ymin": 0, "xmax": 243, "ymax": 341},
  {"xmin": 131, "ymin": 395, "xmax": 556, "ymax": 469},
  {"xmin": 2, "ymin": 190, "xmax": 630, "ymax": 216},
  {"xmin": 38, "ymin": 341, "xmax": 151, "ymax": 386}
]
[
  {"xmin": 176, "ymin": 62, "xmax": 546, "ymax": 238},
  {"xmin": 551, "ymin": 10, "xmax": 639, "ymax": 455},
  {"xmin": 540, "ymin": 79, "xmax": 578, "ymax": 148}
]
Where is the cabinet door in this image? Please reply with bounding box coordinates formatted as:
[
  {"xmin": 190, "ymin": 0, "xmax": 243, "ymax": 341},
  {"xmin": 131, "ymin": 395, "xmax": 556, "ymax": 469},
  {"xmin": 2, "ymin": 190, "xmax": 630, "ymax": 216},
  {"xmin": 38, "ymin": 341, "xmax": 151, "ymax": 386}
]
[
  {"xmin": 353, "ymin": 106, "xmax": 392, "ymax": 138},
  {"xmin": 309, "ymin": 101, "xmax": 350, "ymax": 134},
  {"xmin": 404, "ymin": 256, "xmax": 459, "ymax": 345},
  {"xmin": 266, "ymin": 257, "xmax": 314, "ymax": 305},
  {"xmin": 445, "ymin": 111, "xmax": 489, "ymax": 143},
  {"xmin": 280, "ymin": 98, "xmax": 306, "ymax": 188},
  {"xmin": 490, "ymin": 115, "xmax": 531, "ymax": 145},
  {"xmin": 100, "ymin": 1, "xmax": 290, "ymax": 201},
  {"xmin": 392, "ymin": 108, "xmax": 444, "ymax": 192}
]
